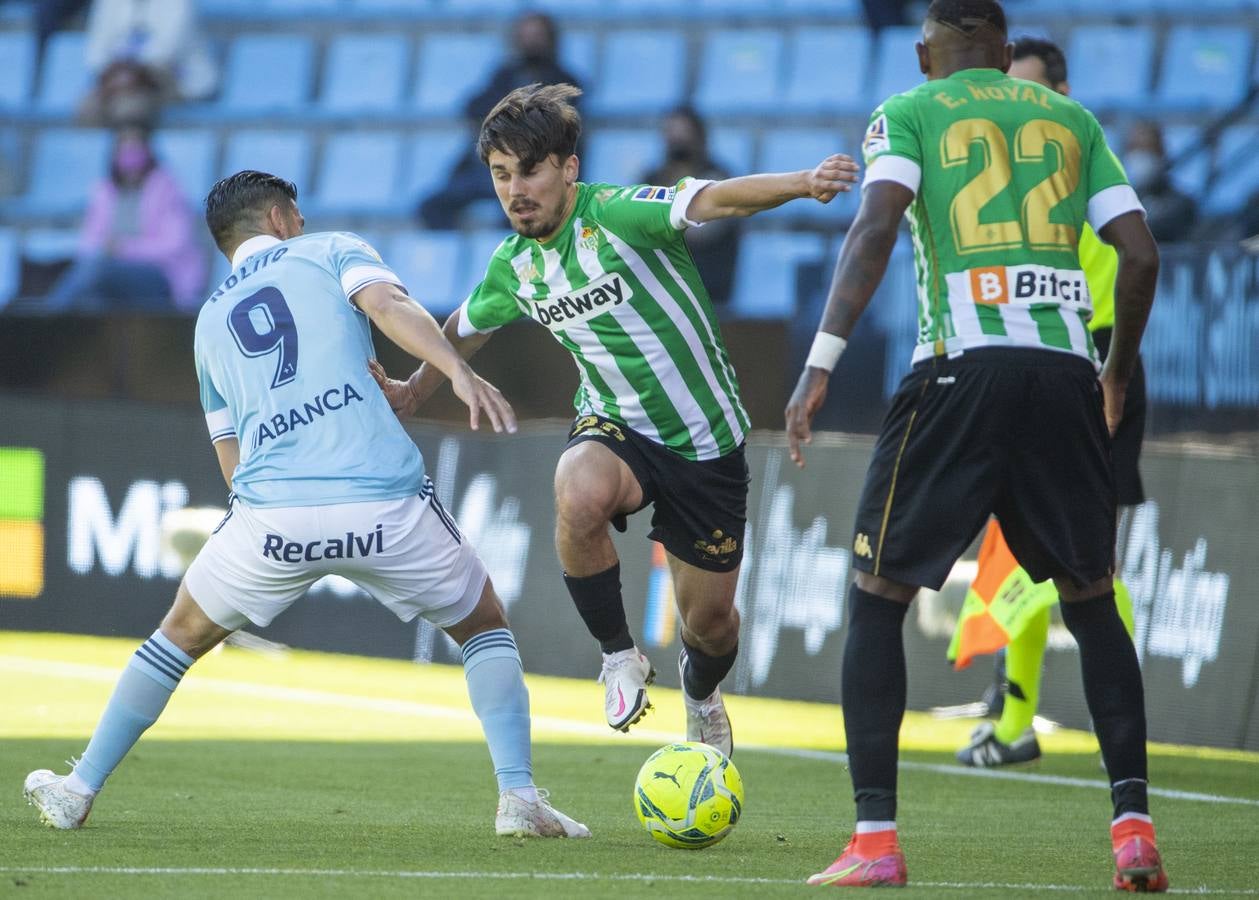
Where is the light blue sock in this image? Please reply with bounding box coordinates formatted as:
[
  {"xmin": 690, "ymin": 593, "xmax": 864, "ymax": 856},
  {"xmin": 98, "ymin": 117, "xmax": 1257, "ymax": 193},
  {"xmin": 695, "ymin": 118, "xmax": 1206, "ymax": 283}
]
[
  {"xmin": 71, "ymin": 630, "xmax": 193, "ymax": 792},
  {"xmin": 462, "ymin": 628, "xmax": 533, "ymax": 792}
]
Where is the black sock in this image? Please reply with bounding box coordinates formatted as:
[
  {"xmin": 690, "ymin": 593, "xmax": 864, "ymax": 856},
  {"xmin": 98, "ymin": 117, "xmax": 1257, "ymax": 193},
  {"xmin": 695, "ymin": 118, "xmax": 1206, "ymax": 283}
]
[
  {"xmin": 842, "ymin": 584, "xmax": 910, "ymax": 822},
  {"xmin": 563, "ymin": 563, "xmax": 633, "ymax": 653},
  {"xmin": 680, "ymin": 636, "xmax": 738, "ymax": 701},
  {"xmin": 1060, "ymin": 590, "xmax": 1149, "ymax": 817}
]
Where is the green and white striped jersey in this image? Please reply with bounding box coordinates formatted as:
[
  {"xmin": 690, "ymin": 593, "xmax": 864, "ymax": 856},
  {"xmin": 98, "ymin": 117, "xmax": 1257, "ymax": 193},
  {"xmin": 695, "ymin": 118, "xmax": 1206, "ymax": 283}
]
[{"xmin": 458, "ymin": 180, "xmax": 749, "ymax": 461}]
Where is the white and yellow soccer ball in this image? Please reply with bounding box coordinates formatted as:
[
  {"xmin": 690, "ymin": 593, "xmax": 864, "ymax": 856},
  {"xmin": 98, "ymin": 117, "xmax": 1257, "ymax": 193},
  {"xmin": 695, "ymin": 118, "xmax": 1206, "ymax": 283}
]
[{"xmin": 633, "ymin": 742, "xmax": 744, "ymax": 849}]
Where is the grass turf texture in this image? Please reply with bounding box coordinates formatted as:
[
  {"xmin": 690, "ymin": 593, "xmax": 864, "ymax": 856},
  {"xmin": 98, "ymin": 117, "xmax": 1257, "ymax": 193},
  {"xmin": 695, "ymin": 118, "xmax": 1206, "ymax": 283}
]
[{"xmin": 1, "ymin": 632, "xmax": 1257, "ymax": 899}]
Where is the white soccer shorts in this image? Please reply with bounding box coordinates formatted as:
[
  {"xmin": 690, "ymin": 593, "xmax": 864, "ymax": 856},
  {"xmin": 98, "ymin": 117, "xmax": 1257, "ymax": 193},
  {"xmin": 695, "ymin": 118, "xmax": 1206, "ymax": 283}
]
[{"xmin": 184, "ymin": 482, "xmax": 487, "ymax": 632}]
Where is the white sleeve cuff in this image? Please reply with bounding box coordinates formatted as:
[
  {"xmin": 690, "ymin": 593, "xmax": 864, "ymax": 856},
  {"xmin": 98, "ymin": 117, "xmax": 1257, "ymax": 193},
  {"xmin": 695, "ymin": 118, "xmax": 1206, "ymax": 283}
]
[
  {"xmin": 456, "ymin": 300, "xmax": 500, "ymax": 337},
  {"xmin": 342, "ymin": 265, "xmax": 404, "ymax": 300},
  {"xmin": 1088, "ymin": 184, "xmax": 1145, "ymax": 232},
  {"xmin": 206, "ymin": 408, "xmax": 236, "ymax": 443},
  {"xmin": 669, "ymin": 178, "xmax": 717, "ymax": 230},
  {"xmin": 863, "ymin": 155, "xmax": 921, "ymax": 196}
]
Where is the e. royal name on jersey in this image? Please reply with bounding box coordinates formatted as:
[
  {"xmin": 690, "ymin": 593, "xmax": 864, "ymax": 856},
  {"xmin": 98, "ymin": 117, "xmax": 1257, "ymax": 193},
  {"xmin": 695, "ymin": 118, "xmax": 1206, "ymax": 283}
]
[{"xmin": 947, "ymin": 264, "xmax": 1090, "ymax": 310}]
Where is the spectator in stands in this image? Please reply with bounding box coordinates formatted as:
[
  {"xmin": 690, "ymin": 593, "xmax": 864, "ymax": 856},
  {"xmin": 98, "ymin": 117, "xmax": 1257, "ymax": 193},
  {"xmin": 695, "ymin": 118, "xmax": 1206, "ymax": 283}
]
[
  {"xmin": 19, "ymin": 0, "xmax": 91, "ymax": 61},
  {"xmin": 861, "ymin": 0, "xmax": 911, "ymax": 32},
  {"xmin": 416, "ymin": 12, "xmax": 582, "ymax": 229},
  {"xmin": 44, "ymin": 127, "xmax": 206, "ymax": 313},
  {"xmin": 640, "ymin": 107, "xmax": 740, "ymax": 306},
  {"xmin": 1124, "ymin": 120, "xmax": 1196, "ymax": 243},
  {"xmin": 78, "ymin": 0, "xmax": 217, "ymax": 127}
]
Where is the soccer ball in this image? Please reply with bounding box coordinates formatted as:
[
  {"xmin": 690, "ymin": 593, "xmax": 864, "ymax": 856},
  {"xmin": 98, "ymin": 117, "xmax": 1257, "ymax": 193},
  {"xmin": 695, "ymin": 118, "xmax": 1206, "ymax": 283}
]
[{"xmin": 633, "ymin": 742, "xmax": 744, "ymax": 849}]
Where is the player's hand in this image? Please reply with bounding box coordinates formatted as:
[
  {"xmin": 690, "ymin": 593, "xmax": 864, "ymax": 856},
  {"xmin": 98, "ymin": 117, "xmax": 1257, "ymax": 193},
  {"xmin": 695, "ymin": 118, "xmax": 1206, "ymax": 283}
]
[
  {"xmin": 806, "ymin": 154, "xmax": 860, "ymax": 204},
  {"xmin": 785, "ymin": 366, "xmax": 831, "ymax": 468},
  {"xmin": 450, "ymin": 363, "xmax": 518, "ymax": 435},
  {"xmin": 368, "ymin": 359, "xmax": 419, "ymax": 419},
  {"xmin": 1098, "ymin": 370, "xmax": 1127, "ymax": 437}
]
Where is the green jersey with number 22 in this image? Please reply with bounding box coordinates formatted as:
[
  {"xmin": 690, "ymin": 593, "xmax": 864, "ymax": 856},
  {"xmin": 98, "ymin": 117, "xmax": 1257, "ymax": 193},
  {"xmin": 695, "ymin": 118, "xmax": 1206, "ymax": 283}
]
[{"xmin": 862, "ymin": 68, "xmax": 1144, "ymax": 367}]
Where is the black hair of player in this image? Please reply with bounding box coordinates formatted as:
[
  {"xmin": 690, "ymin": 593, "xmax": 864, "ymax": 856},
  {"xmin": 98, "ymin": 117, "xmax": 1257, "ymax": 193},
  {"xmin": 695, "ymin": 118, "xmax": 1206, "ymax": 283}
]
[
  {"xmin": 478, "ymin": 83, "xmax": 583, "ymax": 172},
  {"xmin": 205, "ymin": 170, "xmax": 298, "ymax": 252},
  {"xmin": 925, "ymin": 0, "xmax": 1007, "ymax": 38},
  {"xmin": 1012, "ymin": 36, "xmax": 1068, "ymax": 86}
]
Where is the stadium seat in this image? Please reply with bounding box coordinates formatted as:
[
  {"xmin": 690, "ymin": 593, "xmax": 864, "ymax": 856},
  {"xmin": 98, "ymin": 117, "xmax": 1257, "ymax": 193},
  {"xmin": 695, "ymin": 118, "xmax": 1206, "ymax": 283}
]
[
  {"xmin": 694, "ymin": 29, "xmax": 785, "ymax": 116},
  {"xmin": 348, "ymin": 0, "xmax": 442, "ymax": 13},
  {"xmin": 870, "ymin": 26, "xmax": 925, "ymax": 107},
  {"xmin": 1067, "ymin": 26, "xmax": 1154, "ymax": 111},
  {"xmin": 584, "ymin": 130, "xmax": 658, "ymax": 187},
  {"xmin": 222, "ymin": 130, "xmax": 313, "ymax": 194},
  {"xmin": 385, "ymin": 231, "xmax": 464, "ymax": 316},
  {"xmin": 709, "ymin": 127, "xmax": 754, "ymax": 176},
  {"xmin": 36, "ymin": 31, "xmax": 90, "ymax": 114},
  {"xmin": 1156, "ymin": 27, "xmax": 1252, "ymax": 111},
  {"xmin": 0, "ymin": 30, "xmax": 36, "ymax": 110},
  {"xmin": 560, "ymin": 31, "xmax": 598, "ymax": 89},
  {"xmin": 730, "ymin": 230, "xmax": 825, "ymax": 318},
  {"xmin": 782, "ymin": 27, "xmax": 871, "ymax": 115},
  {"xmin": 455, "ymin": 228, "xmax": 511, "ymax": 301},
  {"xmin": 152, "ymin": 130, "xmax": 218, "ymax": 204},
  {"xmin": 258, "ymin": 0, "xmax": 341, "ymax": 13},
  {"xmin": 413, "ymin": 32, "xmax": 500, "ymax": 117},
  {"xmin": 321, "ymin": 34, "xmax": 411, "ymax": 114},
  {"xmin": 21, "ymin": 128, "xmax": 110, "ymax": 216},
  {"xmin": 220, "ymin": 34, "xmax": 315, "ymax": 114},
  {"xmin": 0, "ymin": 228, "xmax": 17, "ymax": 310},
  {"xmin": 311, "ymin": 132, "xmax": 404, "ymax": 215},
  {"xmin": 1204, "ymin": 125, "xmax": 1259, "ymax": 215},
  {"xmin": 780, "ymin": 0, "xmax": 860, "ymax": 13},
  {"xmin": 1163, "ymin": 126, "xmax": 1210, "ymax": 199},
  {"xmin": 441, "ymin": 0, "xmax": 521, "ymax": 12},
  {"xmin": 402, "ymin": 128, "xmax": 472, "ymax": 209},
  {"xmin": 757, "ymin": 128, "xmax": 858, "ymax": 222},
  {"xmin": 588, "ymin": 29, "xmax": 686, "ymax": 116}
]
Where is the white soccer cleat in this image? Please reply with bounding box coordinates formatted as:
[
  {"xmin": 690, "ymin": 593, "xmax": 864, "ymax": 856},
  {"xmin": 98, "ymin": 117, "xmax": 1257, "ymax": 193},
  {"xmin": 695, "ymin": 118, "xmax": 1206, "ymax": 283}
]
[
  {"xmin": 23, "ymin": 769, "xmax": 93, "ymax": 830},
  {"xmin": 598, "ymin": 647, "xmax": 655, "ymax": 732},
  {"xmin": 680, "ymin": 652, "xmax": 734, "ymax": 758},
  {"xmin": 495, "ymin": 789, "xmax": 591, "ymax": 838}
]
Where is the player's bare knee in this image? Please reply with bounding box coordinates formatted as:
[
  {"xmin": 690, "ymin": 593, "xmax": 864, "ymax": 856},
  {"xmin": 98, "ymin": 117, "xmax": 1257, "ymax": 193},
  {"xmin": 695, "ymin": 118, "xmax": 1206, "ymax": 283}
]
[
  {"xmin": 681, "ymin": 600, "xmax": 739, "ymax": 651},
  {"xmin": 854, "ymin": 571, "xmax": 917, "ymax": 604},
  {"xmin": 555, "ymin": 470, "xmax": 622, "ymax": 535}
]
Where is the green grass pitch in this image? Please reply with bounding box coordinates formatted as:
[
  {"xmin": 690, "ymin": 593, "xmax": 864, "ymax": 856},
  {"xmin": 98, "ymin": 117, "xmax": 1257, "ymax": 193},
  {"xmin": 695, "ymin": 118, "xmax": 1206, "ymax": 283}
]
[{"xmin": 2, "ymin": 632, "xmax": 1256, "ymax": 898}]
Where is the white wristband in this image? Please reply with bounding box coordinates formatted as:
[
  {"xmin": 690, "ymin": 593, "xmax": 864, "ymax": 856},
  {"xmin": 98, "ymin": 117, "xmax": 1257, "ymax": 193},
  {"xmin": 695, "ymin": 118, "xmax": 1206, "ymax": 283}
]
[{"xmin": 806, "ymin": 332, "xmax": 847, "ymax": 372}]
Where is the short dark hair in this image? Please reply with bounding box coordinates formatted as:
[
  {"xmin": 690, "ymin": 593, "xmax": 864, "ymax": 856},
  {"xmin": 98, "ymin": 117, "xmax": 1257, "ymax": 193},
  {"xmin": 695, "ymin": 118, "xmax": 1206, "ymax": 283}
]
[
  {"xmin": 1012, "ymin": 35, "xmax": 1068, "ymax": 86},
  {"xmin": 926, "ymin": 0, "xmax": 1007, "ymax": 38},
  {"xmin": 477, "ymin": 83, "xmax": 583, "ymax": 171},
  {"xmin": 204, "ymin": 170, "xmax": 297, "ymax": 252}
]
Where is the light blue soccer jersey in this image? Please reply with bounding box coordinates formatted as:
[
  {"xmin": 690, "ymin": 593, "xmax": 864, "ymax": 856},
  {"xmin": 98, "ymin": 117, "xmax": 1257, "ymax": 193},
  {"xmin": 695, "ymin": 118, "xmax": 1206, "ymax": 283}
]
[{"xmin": 194, "ymin": 232, "xmax": 424, "ymax": 507}]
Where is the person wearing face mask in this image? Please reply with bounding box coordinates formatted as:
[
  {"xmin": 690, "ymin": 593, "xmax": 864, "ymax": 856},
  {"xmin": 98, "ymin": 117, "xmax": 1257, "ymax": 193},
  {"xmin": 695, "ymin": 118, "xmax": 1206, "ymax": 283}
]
[
  {"xmin": 416, "ymin": 12, "xmax": 583, "ymax": 229},
  {"xmin": 640, "ymin": 107, "xmax": 740, "ymax": 306},
  {"xmin": 44, "ymin": 127, "xmax": 207, "ymax": 313},
  {"xmin": 1123, "ymin": 121, "xmax": 1197, "ymax": 244}
]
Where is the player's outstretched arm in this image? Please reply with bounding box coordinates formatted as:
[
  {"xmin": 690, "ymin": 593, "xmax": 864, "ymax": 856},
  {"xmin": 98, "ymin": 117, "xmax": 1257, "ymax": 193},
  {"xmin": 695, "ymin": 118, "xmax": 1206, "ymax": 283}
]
[
  {"xmin": 785, "ymin": 180, "xmax": 912, "ymax": 467},
  {"xmin": 1097, "ymin": 210, "xmax": 1159, "ymax": 435},
  {"xmin": 355, "ymin": 283, "xmax": 515, "ymax": 434},
  {"xmin": 685, "ymin": 154, "xmax": 860, "ymax": 223}
]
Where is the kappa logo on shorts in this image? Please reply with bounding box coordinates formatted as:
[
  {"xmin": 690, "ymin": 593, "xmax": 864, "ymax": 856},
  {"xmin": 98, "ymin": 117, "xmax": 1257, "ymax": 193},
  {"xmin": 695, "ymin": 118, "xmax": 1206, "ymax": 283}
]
[
  {"xmin": 853, "ymin": 533, "xmax": 873, "ymax": 559},
  {"xmin": 694, "ymin": 529, "xmax": 738, "ymax": 561},
  {"xmin": 262, "ymin": 524, "xmax": 383, "ymax": 562},
  {"xmin": 573, "ymin": 416, "xmax": 626, "ymax": 442}
]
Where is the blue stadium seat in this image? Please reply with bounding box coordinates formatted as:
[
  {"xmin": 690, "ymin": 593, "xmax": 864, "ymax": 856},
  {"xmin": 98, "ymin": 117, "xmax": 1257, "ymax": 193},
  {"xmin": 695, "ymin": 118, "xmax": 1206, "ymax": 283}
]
[
  {"xmin": 23, "ymin": 128, "xmax": 110, "ymax": 215},
  {"xmin": 730, "ymin": 230, "xmax": 825, "ymax": 318},
  {"xmin": 1067, "ymin": 26, "xmax": 1154, "ymax": 111},
  {"xmin": 870, "ymin": 26, "xmax": 924, "ymax": 106},
  {"xmin": 588, "ymin": 29, "xmax": 685, "ymax": 116},
  {"xmin": 402, "ymin": 129, "xmax": 472, "ymax": 207},
  {"xmin": 222, "ymin": 130, "xmax": 313, "ymax": 194},
  {"xmin": 413, "ymin": 32, "xmax": 500, "ymax": 117},
  {"xmin": 22, "ymin": 228, "xmax": 80, "ymax": 263},
  {"xmin": 1204, "ymin": 125, "xmax": 1259, "ymax": 215},
  {"xmin": 694, "ymin": 29, "xmax": 785, "ymax": 116},
  {"xmin": 757, "ymin": 128, "xmax": 857, "ymax": 222},
  {"xmin": 321, "ymin": 34, "xmax": 410, "ymax": 114},
  {"xmin": 152, "ymin": 130, "xmax": 218, "ymax": 204},
  {"xmin": 1163, "ymin": 126, "xmax": 1210, "ymax": 199},
  {"xmin": 348, "ymin": 0, "xmax": 442, "ymax": 12},
  {"xmin": 36, "ymin": 31, "xmax": 90, "ymax": 114},
  {"xmin": 1156, "ymin": 27, "xmax": 1252, "ymax": 111},
  {"xmin": 0, "ymin": 31, "xmax": 36, "ymax": 111},
  {"xmin": 220, "ymin": 34, "xmax": 315, "ymax": 113},
  {"xmin": 441, "ymin": 0, "xmax": 521, "ymax": 12},
  {"xmin": 779, "ymin": 0, "xmax": 859, "ymax": 12},
  {"xmin": 783, "ymin": 27, "xmax": 871, "ymax": 115},
  {"xmin": 456, "ymin": 229, "xmax": 510, "ymax": 301},
  {"xmin": 259, "ymin": 0, "xmax": 341, "ymax": 12},
  {"xmin": 0, "ymin": 229, "xmax": 17, "ymax": 310},
  {"xmin": 311, "ymin": 132, "xmax": 404, "ymax": 215},
  {"xmin": 709, "ymin": 127, "xmax": 754, "ymax": 176},
  {"xmin": 385, "ymin": 231, "xmax": 464, "ymax": 316},
  {"xmin": 584, "ymin": 130, "xmax": 657, "ymax": 186},
  {"xmin": 561, "ymin": 31, "xmax": 598, "ymax": 88}
]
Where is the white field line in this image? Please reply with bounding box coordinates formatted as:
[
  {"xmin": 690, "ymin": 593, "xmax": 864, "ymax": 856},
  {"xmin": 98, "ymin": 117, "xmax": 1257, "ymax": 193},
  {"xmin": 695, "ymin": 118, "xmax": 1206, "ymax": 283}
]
[
  {"xmin": 3, "ymin": 655, "xmax": 1257, "ymax": 809},
  {"xmin": 0, "ymin": 867, "xmax": 1252, "ymax": 895}
]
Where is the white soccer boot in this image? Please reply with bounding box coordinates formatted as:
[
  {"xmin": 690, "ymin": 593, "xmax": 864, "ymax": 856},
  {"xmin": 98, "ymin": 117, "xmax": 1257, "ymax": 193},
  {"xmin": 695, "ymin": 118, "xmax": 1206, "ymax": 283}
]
[
  {"xmin": 495, "ymin": 788, "xmax": 591, "ymax": 838},
  {"xmin": 24, "ymin": 769, "xmax": 94, "ymax": 829},
  {"xmin": 598, "ymin": 647, "xmax": 655, "ymax": 732},
  {"xmin": 679, "ymin": 652, "xmax": 734, "ymax": 758}
]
